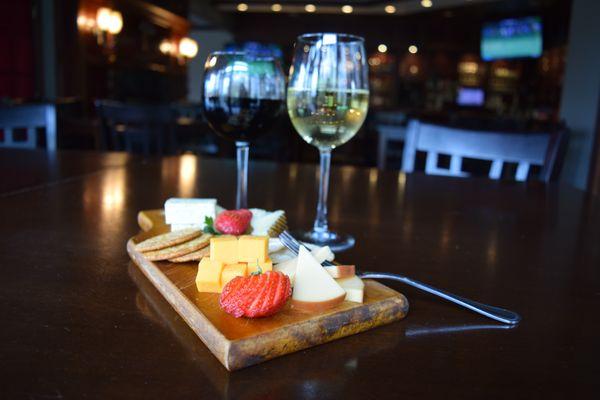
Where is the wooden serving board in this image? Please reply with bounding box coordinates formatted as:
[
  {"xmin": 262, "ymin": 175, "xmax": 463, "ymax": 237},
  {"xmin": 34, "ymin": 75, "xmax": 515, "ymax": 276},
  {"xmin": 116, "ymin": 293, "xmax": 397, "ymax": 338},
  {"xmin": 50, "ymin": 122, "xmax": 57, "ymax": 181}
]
[{"xmin": 127, "ymin": 210, "xmax": 409, "ymax": 371}]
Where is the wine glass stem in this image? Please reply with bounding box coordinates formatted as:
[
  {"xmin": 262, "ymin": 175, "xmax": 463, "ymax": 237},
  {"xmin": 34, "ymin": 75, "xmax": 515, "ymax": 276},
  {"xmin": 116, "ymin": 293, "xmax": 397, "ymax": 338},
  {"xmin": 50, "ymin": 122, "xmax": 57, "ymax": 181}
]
[
  {"xmin": 313, "ymin": 148, "xmax": 332, "ymax": 234},
  {"xmin": 236, "ymin": 141, "xmax": 249, "ymax": 209}
]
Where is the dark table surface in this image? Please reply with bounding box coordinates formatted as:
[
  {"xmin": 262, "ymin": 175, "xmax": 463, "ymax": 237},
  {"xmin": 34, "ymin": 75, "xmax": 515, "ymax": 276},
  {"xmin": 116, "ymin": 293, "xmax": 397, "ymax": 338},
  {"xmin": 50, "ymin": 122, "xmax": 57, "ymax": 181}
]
[
  {"xmin": 0, "ymin": 149, "xmax": 137, "ymax": 195},
  {"xmin": 1, "ymin": 150, "xmax": 599, "ymax": 399}
]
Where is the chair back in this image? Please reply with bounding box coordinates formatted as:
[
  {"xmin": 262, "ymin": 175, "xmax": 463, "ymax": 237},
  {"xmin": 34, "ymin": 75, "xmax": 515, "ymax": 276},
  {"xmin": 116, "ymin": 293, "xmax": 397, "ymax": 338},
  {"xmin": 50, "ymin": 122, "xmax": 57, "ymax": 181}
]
[
  {"xmin": 401, "ymin": 120, "xmax": 568, "ymax": 182},
  {"xmin": 0, "ymin": 104, "xmax": 56, "ymax": 150},
  {"xmin": 95, "ymin": 100, "xmax": 174, "ymax": 154}
]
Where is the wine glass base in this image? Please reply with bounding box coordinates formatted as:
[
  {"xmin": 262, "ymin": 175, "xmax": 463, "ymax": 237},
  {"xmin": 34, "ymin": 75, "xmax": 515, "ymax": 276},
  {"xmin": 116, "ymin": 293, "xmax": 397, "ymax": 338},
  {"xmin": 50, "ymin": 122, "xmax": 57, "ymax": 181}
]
[{"xmin": 290, "ymin": 229, "xmax": 355, "ymax": 253}]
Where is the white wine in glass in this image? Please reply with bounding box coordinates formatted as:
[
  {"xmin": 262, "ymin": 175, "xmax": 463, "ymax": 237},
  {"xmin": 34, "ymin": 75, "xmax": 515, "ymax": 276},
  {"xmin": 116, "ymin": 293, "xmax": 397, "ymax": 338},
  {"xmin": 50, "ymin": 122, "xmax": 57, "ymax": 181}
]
[
  {"xmin": 287, "ymin": 33, "xmax": 369, "ymax": 252},
  {"xmin": 287, "ymin": 88, "xmax": 369, "ymax": 148}
]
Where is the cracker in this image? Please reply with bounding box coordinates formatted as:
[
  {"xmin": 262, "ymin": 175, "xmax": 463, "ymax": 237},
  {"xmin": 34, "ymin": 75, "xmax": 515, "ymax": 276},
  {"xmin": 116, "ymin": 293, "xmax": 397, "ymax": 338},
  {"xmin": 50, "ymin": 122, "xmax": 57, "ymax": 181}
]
[
  {"xmin": 168, "ymin": 246, "xmax": 210, "ymax": 263},
  {"xmin": 136, "ymin": 228, "xmax": 201, "ymax": 252},
  {"xmin": 143, "ymin": 233, "xmax": 212, "ymax": 261}
]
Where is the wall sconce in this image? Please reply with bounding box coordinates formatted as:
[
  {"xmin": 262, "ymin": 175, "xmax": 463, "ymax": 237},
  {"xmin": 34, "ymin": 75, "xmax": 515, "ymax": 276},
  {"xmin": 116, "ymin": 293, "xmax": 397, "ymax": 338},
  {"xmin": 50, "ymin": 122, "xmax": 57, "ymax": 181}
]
[
  {"xmin": 178, "ymin": 37, "xmax": 198, "ymax": 59},
  {"xmin": 159, "ymin": 37, "xmax": 198, "ymax": 61},
  {"xmin": 159, "ymin": 39, "xmax": 177, "ymax": 55},
  {"xmin": 77, "ymin": 7, "xmax": 123, "ymax": 47},
  {"xmin": 97, "ymin": 7, "xmax": 123, "ymax": 35}
]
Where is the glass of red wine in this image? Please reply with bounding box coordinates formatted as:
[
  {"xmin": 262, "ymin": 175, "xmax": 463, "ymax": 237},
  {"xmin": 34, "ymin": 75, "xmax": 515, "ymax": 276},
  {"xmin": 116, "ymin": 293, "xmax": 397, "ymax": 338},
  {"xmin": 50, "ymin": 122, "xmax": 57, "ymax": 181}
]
[{"xmin": 203, "ymin": 51, "xmax": 285, "ymax": 208}]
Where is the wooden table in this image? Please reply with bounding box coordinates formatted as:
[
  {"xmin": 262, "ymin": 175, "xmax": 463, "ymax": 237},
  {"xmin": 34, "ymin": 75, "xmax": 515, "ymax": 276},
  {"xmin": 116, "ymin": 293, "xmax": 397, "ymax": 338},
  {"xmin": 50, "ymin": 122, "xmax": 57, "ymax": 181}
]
[
  {"xmin": 1, "ymin": 150, "xmax": 599, "ymax": 398},
  {"xmin": 0, "ymin": 149, "xmax": 137, "ymax": 195}
]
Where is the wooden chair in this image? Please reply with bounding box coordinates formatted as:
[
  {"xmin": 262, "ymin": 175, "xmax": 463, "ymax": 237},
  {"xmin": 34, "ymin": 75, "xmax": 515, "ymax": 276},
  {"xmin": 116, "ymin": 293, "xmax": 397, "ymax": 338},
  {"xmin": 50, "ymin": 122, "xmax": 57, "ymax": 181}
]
[
  {"xmin": 0, "ymin": 104, "xmax": 57, "ymax": 150},
  {"xmin": 401, "ymin": 120, "xmax": 568, "ymax": 182},
  {"xmin": 95, "ymin": 100, "xmax": 175, "ymax": 155}
]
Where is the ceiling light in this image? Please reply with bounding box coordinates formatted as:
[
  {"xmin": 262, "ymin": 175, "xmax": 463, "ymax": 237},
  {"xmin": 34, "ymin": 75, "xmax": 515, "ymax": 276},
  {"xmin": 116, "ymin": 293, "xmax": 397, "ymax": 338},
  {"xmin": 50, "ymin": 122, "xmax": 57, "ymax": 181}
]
[
  {"xmin": 237, "ymin": 3, "xmax": 248, "ymax": 12},
  {"xmin": 408, "ymin": 45, "xmax": 418, "ymax": 54},
  {"xmin": 384, "ymin": 5, "xmax": 396, "ymax": 14},
  {"xmin": 305, "ymin": 4, "xmax": 316, "ymax": 13},
  {"xmin": 421, "ymin": 0, "xmax": 433, "ymax": 8},
  {"xmin": 341, "ymin": 5, "xmax": 353, "ymax": 14},
  {"xmin": 378, "ymin": 44, "xmax": 388, "ymax": 53},
  {"xmin": 271, "ymin": 4, "xmax": 282, "ymax": 12}
]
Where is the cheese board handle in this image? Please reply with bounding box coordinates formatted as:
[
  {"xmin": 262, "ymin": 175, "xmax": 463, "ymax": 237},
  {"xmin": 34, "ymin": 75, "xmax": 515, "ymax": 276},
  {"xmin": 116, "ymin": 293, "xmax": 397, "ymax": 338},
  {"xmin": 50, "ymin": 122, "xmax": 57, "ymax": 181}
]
[{"xmin": 359, "ymin": 271, "xmax": 521, "ymax": 325}]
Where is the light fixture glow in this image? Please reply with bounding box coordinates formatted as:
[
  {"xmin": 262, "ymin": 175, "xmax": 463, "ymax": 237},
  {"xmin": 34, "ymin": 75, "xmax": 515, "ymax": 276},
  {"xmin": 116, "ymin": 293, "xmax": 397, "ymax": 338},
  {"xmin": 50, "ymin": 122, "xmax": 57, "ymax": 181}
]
[
  {"xmin": 271, "ymin": 3, "xmax": 282, "ymax": 12},
  {"xmin": 408, "ymin": 45, "xmax": 418, "ymax": 54},
  {"xmin": 305, "ymin": 4, "xmax": 316, "ymax": 13},
  {"xmin": 378, "ymin": 44, "xmax": 388, "ymax": 53},
  {"xmin": 409, "ymin": 65, "xmax": 419, "ymax": 74},
  {"xmin": 237, "ymin": 3, "xmax": 248, "ymax": 12},
  {"xmin": 159, "ymin": 40, "xmax": 174, "ymax": 55},
  {"xmin": 421, "ymin": 0, "xmax": 433, "ymax": 8},
  {"xmin": 107, "ymin": 11, "xmax": 123, "ymax": 34},
  {"xmin": 179, "ymin": 37, "xmax": 198, "ymax": 58},
  {"xmin": 96, "ymin": 7, "xmax": 112, "ymax": 31},
  {"xmin": 384, "ymin": 5, "xmax": 396, "ymax": 14},
  {"xmin": 341, "ymin": 5, "xmax": 353, "ymax": 14}
]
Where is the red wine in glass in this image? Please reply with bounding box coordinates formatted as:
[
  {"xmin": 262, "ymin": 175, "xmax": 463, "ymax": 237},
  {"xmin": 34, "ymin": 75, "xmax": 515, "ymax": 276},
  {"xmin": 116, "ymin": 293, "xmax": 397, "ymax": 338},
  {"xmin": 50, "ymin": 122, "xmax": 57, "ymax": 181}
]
[{"xmin": 203, "ymin": 52, "xmax": 285, "ymax": 208}]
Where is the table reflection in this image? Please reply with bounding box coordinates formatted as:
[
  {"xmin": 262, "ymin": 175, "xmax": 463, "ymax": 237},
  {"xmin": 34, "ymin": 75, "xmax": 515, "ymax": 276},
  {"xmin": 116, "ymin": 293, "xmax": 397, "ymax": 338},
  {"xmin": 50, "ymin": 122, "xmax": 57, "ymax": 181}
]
[{"xmin": 178, "ymin": 154, "xmax": 197, "ymax": 198}]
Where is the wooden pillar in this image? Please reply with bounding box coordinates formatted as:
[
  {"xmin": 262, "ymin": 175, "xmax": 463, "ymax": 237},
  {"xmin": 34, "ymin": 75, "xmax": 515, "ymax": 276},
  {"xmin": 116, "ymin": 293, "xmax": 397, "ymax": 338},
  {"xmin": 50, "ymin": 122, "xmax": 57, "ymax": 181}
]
[{"xmin": 559, "ymin": 0, "xmax": 600, "ymax": 190}]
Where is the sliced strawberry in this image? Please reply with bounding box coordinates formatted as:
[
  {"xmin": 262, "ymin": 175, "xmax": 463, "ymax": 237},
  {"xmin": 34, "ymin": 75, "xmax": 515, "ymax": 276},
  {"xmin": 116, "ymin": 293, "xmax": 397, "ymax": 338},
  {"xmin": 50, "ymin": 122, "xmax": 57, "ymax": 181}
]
[
  {"xmin": 215, "ymin": 209, "xmax": 252, "ymax": 235},
  {"xmin": 219, "ymin": 271, "xmax": 291, "ymax": 318}
]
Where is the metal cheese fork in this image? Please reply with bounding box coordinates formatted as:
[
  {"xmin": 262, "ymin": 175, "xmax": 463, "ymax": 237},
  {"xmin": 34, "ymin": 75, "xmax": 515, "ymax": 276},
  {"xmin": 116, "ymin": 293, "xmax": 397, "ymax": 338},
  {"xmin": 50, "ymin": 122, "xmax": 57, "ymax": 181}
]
[{"xmin": 278, "ymin": 231, "xmax": 521, "ymax": 325}]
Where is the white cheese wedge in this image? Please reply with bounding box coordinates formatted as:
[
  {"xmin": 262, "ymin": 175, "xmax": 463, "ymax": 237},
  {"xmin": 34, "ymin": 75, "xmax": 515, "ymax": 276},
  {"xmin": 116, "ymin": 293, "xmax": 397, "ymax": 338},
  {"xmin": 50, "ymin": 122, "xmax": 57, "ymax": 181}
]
[
  {"xmin": 170, "ymin": 223, "xmax": 203, "ymax": 231},
  {"xmin": 274, "ymin": 246, "xmax": 334, "ymax": 285},
  {"xmin": 336, "ymin": 276, "xmax": 365, "ymax": 303},
  {"xmin": 292, "ymin": 246, "xmax": 346, "ymax": 312},
  {"xmin": 165, "ymin": 198, "xmax": 217, "ymax": 227}
]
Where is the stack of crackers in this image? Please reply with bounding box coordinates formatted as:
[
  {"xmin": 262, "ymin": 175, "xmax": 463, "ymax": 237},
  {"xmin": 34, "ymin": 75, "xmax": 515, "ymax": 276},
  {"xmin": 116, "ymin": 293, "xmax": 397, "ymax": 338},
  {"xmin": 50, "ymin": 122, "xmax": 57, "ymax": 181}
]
[{"xmin": 135, "ymin": 228, "xmax": 212, "ymax": 262}]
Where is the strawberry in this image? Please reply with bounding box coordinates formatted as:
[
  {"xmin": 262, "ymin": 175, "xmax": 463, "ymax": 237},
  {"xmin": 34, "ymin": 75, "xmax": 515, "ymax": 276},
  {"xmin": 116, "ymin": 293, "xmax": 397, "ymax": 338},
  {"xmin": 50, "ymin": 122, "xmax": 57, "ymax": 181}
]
[
  {"xmin": 219, "ymin": 271, "xmax": 291, "ymax": 318},
  {"xmin": 214, "ymin": 209, "xmax": 252, "ymax": 235}
]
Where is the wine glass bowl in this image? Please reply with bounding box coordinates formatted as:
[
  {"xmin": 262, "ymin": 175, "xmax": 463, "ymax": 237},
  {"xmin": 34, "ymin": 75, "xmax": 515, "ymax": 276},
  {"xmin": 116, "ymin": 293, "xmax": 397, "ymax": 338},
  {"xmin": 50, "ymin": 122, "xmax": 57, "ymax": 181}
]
[
  {"xmin": 287, "ymin": 33, "xmax": 369, "ymax": 251},
  {"xmin": 203, "ymin": 51, "xmax": 285, "ymax": 208}
]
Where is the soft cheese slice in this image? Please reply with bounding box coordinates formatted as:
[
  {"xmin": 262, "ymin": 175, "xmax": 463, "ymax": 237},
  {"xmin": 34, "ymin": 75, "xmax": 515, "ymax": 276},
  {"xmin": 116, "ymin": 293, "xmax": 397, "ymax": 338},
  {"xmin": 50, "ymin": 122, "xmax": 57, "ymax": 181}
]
[
  {"xmin": 165, "ymin": 198, "xmax": 217, "ymax": 226},
  {"xmin": 249, "ymin": 209, "xmax": 288, "ymax": 237},
  {"xmin": 336, "ymin": 276, "xmax": 365, "ymax": 303},
  {"xmin": 274, "ymin": 246, "xmax": 334, "ymax": 285},
  {"xmin": 324, "ymin": 265, "xmax": 355, "ymax": 279},
  {"xmin": 292, "ymin": 246, "xmax": 346, "ymax": 312}
]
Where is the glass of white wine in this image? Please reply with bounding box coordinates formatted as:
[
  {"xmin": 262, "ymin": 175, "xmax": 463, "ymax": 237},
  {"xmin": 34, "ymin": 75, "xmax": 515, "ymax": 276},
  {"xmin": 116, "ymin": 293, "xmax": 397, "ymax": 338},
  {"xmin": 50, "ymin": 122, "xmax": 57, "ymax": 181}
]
[{"xmin": 287, "ymin": 33, "xmax": 369, "ymax": 252}]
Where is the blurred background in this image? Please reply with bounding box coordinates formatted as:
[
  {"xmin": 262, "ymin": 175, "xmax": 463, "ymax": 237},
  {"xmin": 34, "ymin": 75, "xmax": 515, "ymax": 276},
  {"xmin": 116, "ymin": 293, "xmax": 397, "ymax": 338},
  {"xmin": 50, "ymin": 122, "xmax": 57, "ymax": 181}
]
[{"xmin": 1, "ymin": 0, "xmax": 599, "ymax": 193}]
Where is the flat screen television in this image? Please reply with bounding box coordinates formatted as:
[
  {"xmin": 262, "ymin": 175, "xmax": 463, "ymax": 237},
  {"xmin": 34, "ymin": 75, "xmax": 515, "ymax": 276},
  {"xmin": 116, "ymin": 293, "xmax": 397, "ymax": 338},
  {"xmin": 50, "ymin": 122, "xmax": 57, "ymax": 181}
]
[
  {"xmin": 457, "ymin": 87, "xmax": 485, "ymax": 107},
  {"xmin": 481, "ymin": 17, "xmax": 543, "ymax": 61}
]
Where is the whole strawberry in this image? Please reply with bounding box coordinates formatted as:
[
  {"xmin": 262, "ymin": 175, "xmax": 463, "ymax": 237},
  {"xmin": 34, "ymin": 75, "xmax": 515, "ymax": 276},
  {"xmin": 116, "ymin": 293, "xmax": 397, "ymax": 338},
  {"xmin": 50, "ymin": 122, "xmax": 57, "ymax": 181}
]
[
  {"xmin": 215, "ymin": 209, "xmax": 252, "ymax": 235},
  {"xmin": 220, "ymin": 271, "xmax": 291, "ymax": 318}
]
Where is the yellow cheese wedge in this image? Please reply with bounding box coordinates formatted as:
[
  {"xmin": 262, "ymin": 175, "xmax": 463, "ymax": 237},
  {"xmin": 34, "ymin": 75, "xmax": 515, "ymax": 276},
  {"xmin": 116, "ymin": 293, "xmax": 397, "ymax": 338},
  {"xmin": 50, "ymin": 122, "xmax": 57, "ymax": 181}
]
[
  {"xmin": 237, "ymin": 235, "xmax": 269, "ymax": 263},
  {"xmin": 247, "ymin": 258, "xmax": 273, "ymax": 274},
  {"xmin": 221, "ymin": 263, "xmax": 248, "ymax": 287},
  {"xmin": 196, "ymin": 257, "xmax": 224, "ymax": 293},
  {"xmin": 209, "ymin": 235, "xmax": 238, "ymax": 264}
]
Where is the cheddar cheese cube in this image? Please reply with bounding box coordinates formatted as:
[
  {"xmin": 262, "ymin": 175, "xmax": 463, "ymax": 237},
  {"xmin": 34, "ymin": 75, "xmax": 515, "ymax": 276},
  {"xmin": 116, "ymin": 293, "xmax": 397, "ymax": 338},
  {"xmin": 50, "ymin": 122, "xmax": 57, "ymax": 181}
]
[
  {"xmin": 247, "ymin": 258, "xmax": 273, "ymax": 274},
  {"xmin": 210, "ymin": 235, "xmax": 238, "ymax": 264},
  {"xmin": 221, "ymin": 263, "xmax": 248, "ymax": 287},
  {"xmin": 237, "ymin": 235, "xmax": 269, "ymax": 263},
  {"xmin": 196, "ymin": 257, "xmax": 224, "ymax": 293}
]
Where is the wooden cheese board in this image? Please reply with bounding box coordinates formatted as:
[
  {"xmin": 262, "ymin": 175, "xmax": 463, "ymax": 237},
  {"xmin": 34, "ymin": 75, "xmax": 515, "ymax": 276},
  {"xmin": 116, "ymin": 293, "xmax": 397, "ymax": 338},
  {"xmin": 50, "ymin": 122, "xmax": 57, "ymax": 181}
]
[{"xmin": 127, "ymin": 209, "xmax": 409, "ymax": 371}]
